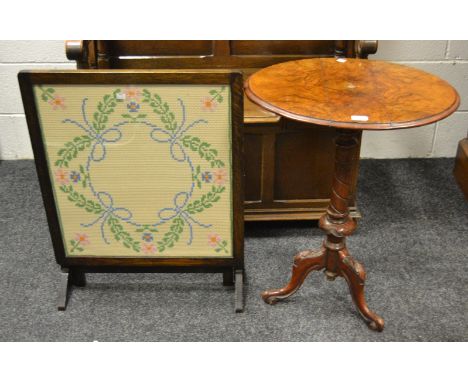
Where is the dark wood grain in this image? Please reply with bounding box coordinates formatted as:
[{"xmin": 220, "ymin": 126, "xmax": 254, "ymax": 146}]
[
  {"xmin": 106, "ymin": 40, "xmax": 214, "ymax": 56},
  {"xmin": 230, "ymin": 40, "xmax": 335, "ymax": 56},
  {"xmin": 454, "ymin": 137, "xmax": 468, "ymax": 199},
  {"xmin": 246, "ymin": 58, "xmax": 460, "ymax": 130}
]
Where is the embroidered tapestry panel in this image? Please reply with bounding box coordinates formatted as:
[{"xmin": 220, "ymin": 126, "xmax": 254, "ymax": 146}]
[{"xmin": 34, "ymin": 84, "xmax": 233, "ymax": 258}]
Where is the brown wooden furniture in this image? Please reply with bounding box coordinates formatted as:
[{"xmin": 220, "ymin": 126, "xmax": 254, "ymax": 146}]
[
  {"xmin": 66, "ymin": 40, "xmax": 378, "ymax": 221},
  {"xmin": 454, "ymin": 136, "xmax": 468, "ymax": 199},
  {"xmin": 19, "ymin": 70, "xmax": 245, "ymax": 312},
  {"xmin": 246, "ymin": 58, "xmax": 460, "ymax": 331}
]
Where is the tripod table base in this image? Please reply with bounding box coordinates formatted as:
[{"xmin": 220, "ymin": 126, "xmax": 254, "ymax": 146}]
[{"xmin": 261, "ymin": 246, "xmax": 384, "ymax": 332}]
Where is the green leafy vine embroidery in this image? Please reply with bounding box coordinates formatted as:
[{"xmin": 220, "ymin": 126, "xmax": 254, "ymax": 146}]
[
  {"xmin": 77, "ymin": 164, "xmax": 90, "ymax": 188},
  {"xmin": 141, "ymin": 89, "xmax": 178, "ymax": 132},
  {"xmin": 69, "ymin": 239, "xmax": 85, "ymax": 253},
  {"xmin": 59, "ymin": 184, "xmax": 103, "ymax": 214},
  {"xmin": 92, "ymin": 89, "xmax": 122, "ymax": 133},
  {"xmin": 181, "ymin": 135, "xmax": 225, "ymax": 168},
  {"xmin": 39, "ymin": 86, "xmax": 55, "ymax": 101},
  {"xmin": 54, "ymin": 135, "xmax": 93, "ymax": 167},
  {"xmin": 184, "ymin": 186, "xmax": 225, "ymax": 215},
  {"xmin": 107, "ymin": 216, "xmax": 140, "ymax": 253},
  {"xmin": 135, "ymin": 224, "xmax": 158, "ymax": 233},
  {"xmin": 121, "ymin": 113, "xmax": 147, "ymax": 122},
  {"xmin": 208, "ymin": 86, "xmax": 226, "ymax": 103},
  {"xmin": 157, "ymin": 217, "xmax": 185, "ymax": 252},
  {"xmin": 192, "ymin": 165, "xmax": 202, "ymax": 189},
  {"xmin": 215, "ymin": 239, "xmax": 228, "ymax": 254}
]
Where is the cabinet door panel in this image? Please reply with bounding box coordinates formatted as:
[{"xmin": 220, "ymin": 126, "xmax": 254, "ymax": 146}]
[{"xmin": 274, "ymin": 124, "xmax": 336, "ymax": 201}]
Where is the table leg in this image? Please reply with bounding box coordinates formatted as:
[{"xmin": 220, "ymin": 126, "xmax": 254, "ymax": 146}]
[{"xmin": 261, "ymin": 129, "xmax": 384, "ymax": 331}]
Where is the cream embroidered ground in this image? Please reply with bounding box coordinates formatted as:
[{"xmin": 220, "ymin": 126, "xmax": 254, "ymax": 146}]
[{"xmin": 34, "ymin": 84, "xmax": 233, "ymax": 258}]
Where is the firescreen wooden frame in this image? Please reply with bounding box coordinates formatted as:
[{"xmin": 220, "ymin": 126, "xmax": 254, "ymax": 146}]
[{"xmin": 18, "ymin": 70, "xmax": 245, "ymax": 311}]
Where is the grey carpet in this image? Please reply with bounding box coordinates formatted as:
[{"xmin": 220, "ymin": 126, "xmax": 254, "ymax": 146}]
[{"xmin": 0, "ymin": 159, "xmax": 466, "ymax": 341}]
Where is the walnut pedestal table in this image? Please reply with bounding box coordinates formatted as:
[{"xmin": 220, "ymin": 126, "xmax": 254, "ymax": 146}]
[{"xmin": 245, "ymin": 58, "xmax": 460, "ymax": 331}]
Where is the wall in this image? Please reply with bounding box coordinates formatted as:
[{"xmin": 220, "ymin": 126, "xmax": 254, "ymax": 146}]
[
  {"xmin": 0, "ymin": 41, "xmax": 75, "ymax": 159},
  {"xmin": 0, "ymin": 40, "xmax": 466, "ymax": 159},
  {"xmin": 365, "ymin": 40, "xmax": 468, "ymax": 158}
]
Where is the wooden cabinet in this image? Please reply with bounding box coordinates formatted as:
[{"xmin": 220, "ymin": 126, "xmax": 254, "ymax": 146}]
[
  {"xmin": 454, "ymin": 137, "xmax": 468, "ymax": 199},
  {"xmin": 67, "ymin": 40, "xmax": 377, "ymax": 220}
]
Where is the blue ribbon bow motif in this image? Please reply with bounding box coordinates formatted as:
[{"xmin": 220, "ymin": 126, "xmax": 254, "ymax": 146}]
[
  {"xmin": 63, "ymin": 98, "xmax": 125, "ymax": 164},
  {"xmin": 81, "ymin": 191, "xmax": 133, "ymax": 244},
  {"xmin": 149, "ymin": 128, "xmax": 187, "ymax": 162},
  {"xmin": 89, "ymin": 128, "xmax": 122, "ymax": 162},
  {"xmin": 157, "ymin": 191, "xmax": 211, "ymax": 245},
  {"xmin": 142, "ymin": 99, "xmax": 208, "ymax": 163}
]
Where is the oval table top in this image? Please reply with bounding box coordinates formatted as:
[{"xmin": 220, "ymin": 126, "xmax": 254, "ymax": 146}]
[{"xmin": 245, "ymin": 58, "xmax": 460, "ymax": 130}]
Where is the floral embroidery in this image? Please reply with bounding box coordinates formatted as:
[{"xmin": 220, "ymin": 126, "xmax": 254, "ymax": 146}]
[
  {"xmin": 123, "ymin": 86, "xmax": 141, "ymax": 101},
  {"xmin": 207, "ymin": 233, "xmax": 228, "ymax": 253},
  {"xmin": 213, "ymin": 168, "xmax": 227, "ymax": 185},
  {"xmin": 208, "ymin": 87, "xmax": 226, "ymax": 103},
  {"xmin": 127, "ymin": 101, "xmax": 140, "ymax": 113},
  {"xmin": 69, "ymin": 232, "xmax": 90, "ymax": 253},
  {"xmin": 49, "ymin": 95, "xmax": 66, "ymax": 110},
  {"xmin": 55, "ymin": 168, "xmax": 69, "ymax": 185},
  {"xmin": 201, "ymin": 97, "xmax": 217, "ymax": 112},
  {"xmin": 215, "ymin": 239, "xmax": 228, "ymax": 254},
  {"xmin": 208, "ymin": 233, "xmax": 221, "ymax": 247},
  {"xmin": 50, "ymin": 87, "xmax": 230, "ymax": 255},
  {"xmin": 75, "ymin": 232, "xmax": 90, "ymax": 245},
  {"xmin": 200, "ymin": 87, "xmax": 226, "ymax": 111},
  {"xmin": 142, "ymin": 232, "xmax": 154, "ymax": 242},
  {"xmin": 70, "ymin": 171, "xmax": 81, "ymax": 183},
  {"xmin": 122, "ymin": 99, "xmax": 146, "ymax": 122},
  {"xmin": 142, "ymin": 242, "xmax": 157, "ymax": 255},
  {"xmin": 201, "ymin": 171, "xmax": 212, "ymax": 183},
  {"xmin": 38, "ymin": 86, "xmax": 66, "ymax": 110}
]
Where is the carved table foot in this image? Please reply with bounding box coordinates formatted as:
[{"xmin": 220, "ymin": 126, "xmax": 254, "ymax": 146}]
[
  {"xmin": 261, "ymin": 248, "xmax": 326, "ymax": 304},
  {"xmin": 339, "ymin": 250, "xmax": 384, "ymax": 331}
]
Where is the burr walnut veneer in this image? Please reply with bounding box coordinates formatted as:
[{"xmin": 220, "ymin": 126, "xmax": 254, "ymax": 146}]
[{"xmin": 246, "ymin": 58, "xmax": 460, "ymax": 331}]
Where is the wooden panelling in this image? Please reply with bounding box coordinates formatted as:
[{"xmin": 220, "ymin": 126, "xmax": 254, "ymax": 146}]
[
  {"xmin": 106, "ymin": 40, "xmax": 213, "ymax": 56},
  {"xmin": 244, "ymin": 133, "xmax": 263, "ymax": 202},
  {"xmin": 454, "ymin": 138, "xmax": 468, "ymax": 199},
  {"xmin": 274, "ymin": 124, "xmax": 335, "ymax": 200},
  {"xmin": 230, "ymin": 40, "xmax": 335, "ymax": 56}
]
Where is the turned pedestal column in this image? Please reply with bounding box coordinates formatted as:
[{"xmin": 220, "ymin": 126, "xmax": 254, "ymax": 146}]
[{"xmin": 261, "ymin": 129, "xmax": 384, "ymax": 331}]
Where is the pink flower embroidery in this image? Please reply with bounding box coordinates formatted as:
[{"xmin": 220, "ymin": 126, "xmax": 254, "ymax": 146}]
[
  {"xmin": 213, "ymin": 168, "xmax": 227, "ymax": 185},
  {"xmin": 55, "ymin": 168, "xmax": 69, "ymax": 185},
  {"xmin": 48, "ymin": 95, "xmax": 66, "ymax": 110},
  {"xmin": 208, "ymin": 233, "xmax": 221, "ymax": 247},
  {"xmin": 123, "ymin": 86, "xmax": 141, "ymax": 101},
  {"xmin": 74, "ymin": 233, "xmax": 90, "ymax": 246},
  {"xmin": 201, "ymin": 97, "xmax": 217, "ymax": 112},
  {"xmin": 142, "ymin": 243, "xmax": 156, "ymax": 255}
]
